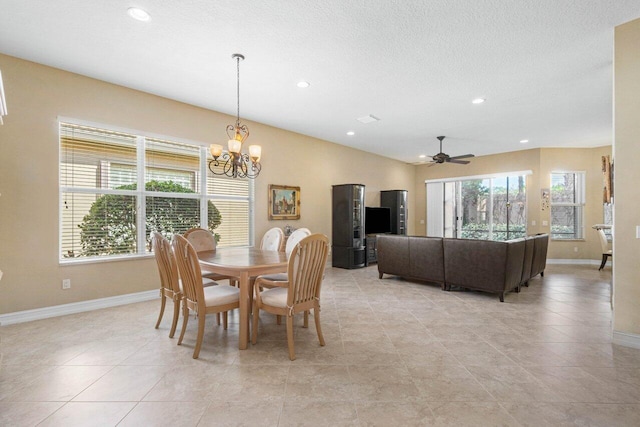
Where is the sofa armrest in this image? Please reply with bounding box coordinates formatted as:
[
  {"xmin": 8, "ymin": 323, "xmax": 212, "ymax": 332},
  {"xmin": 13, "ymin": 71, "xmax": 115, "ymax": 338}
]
[
  {"xmin": 531, "ymin": 234, "xmax": 549, "ymax": 278},
  {"xmin": 521, "ymin": 236, "xmax": 535, "ymax": 284}
]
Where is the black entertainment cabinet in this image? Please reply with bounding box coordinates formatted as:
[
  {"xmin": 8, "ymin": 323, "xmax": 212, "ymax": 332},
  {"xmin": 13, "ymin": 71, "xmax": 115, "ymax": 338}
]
[
  {"xmin": 331, "ymin": 184, "xmax": 366, "ymax": 269},
  {"xmin": 381, "ymin": 190, "xmax": 408, "ymax": 235}
]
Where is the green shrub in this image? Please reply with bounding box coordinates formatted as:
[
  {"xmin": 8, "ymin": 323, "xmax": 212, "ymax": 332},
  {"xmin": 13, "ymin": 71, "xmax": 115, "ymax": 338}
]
[{"xmin": 78, "ymin": 180, "xmax": 221, "ymax": 256}]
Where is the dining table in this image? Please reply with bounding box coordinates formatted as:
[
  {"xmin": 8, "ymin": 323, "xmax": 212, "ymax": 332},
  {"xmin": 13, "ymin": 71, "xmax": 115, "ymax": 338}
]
[{"xmin": 197, "ymin": 247, "xmax": 288, "ymax": 349}]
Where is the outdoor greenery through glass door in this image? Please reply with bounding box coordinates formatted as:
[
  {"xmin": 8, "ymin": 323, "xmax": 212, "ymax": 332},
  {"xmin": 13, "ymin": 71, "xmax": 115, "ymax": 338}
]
[{"xmin": 457, "ymin": 176, "xmax": 526, "ymax": 241}]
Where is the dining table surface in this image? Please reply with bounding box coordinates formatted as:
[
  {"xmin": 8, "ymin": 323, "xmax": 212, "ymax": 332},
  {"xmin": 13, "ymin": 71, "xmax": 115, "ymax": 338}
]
[{"xmin": 197, "ymin": 246, "xmax": 288, "ymax": 349}]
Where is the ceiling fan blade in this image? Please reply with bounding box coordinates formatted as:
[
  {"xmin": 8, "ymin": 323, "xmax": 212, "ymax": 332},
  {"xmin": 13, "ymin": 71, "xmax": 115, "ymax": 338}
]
[
  {"xmin": 449, "ymin": 154, "xmax": 475, "ymax": 160},
  {"xmin": 447, "ymin": 158, "xmax": 471, "ymax": 164},
  {"xmin": 427, "ymin": 161, "xmax": 438, "ymax": 167}
]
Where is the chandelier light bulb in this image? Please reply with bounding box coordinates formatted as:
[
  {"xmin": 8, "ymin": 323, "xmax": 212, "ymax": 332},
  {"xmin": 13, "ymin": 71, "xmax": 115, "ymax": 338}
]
[
  {"xmin": 249, "ymin": 145, "xmax": 262, "ymax": 162},
  {"xmin": 228, "ymin": 138, "xmax": 242, "ymax": 154},
  {"xmin": 209, "ymin": 144, "xmax": 223, "ymax": 158}
]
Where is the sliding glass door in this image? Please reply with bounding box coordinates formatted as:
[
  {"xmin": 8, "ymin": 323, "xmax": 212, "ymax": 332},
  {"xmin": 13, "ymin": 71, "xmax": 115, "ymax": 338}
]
[
  {"xmin": 459, "ymin": 179, "xmax": 491, "ymax": 239},
  {"xmin": 492, "ymin": 175, "xmax": 526, "ymax": 240},
  {"xmin": 428, "ymin": 173, "xmax": 527, "ymax": 241}
]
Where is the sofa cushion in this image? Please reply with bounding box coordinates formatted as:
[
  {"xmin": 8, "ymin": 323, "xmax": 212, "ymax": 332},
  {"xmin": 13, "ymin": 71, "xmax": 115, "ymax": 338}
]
[
  {"xmin": 409, "ymin": 236, "xmax": 445, "ymax": 283},
  {"xmin": 377, "ymin": 235, "xmax": 410, "ymax": 277},
  {"xmin": 443, "ymin": 238, "xmax": 525, "ymax": 293}
]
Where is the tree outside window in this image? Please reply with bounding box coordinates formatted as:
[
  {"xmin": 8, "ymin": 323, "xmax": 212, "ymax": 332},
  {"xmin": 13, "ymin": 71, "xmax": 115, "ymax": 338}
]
[{"xmin": 77, "ymin": 180, "xmax": 221, "ymax": 257}]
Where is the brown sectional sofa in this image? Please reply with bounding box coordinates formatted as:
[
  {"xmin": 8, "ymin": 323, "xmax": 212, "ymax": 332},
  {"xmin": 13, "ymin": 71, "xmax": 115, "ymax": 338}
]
[{"xmin": 377, "ymin": 234, "xmax": 549, "ymax": 302}]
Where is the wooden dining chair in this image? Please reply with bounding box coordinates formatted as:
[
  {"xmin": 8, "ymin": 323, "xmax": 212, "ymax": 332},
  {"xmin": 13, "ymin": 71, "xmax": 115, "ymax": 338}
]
[
  {"xmin": 151, "ymin": 232, "xmax": 183, "ymax": 338},
  {"xmin": 184, "ymin": 227, "xmax": 236, "ymax": 285},
  {"xmin": 172, "ymin": 234, "xmax": 240, "ymax": 359},
  {"xmin": 255, "ymin": 228, "xmax": 311, "ymax": 286},
  {"xmin": 595, "ymin": 227, "xmax": 612, "ymax": 270},
  {"xmin": 260, "ymin": 227, "xmax": 284, "ymax": 251},
  {"xmin": 254, "ymin": 228, "xmax": 312, "ymax": 325},
  {"xmin": 151, "ymin": 232, "xmax": 219, "ymax": 337},
  {"xmin": 252, "ymin": 233, "xmax": 330, "ymax": 360}
]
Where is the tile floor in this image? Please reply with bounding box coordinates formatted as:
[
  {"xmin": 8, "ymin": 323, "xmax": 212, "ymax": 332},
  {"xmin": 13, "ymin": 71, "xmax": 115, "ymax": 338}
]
[{"xmin": 1, "ymin": 264, "xmax": 639, "ymax": 426}]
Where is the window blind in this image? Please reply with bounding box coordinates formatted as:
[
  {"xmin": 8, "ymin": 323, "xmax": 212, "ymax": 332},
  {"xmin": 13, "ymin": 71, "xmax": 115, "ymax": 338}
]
[{"xmin": 60, "ymin": 122, "xmax": 254, "ymax": 261}]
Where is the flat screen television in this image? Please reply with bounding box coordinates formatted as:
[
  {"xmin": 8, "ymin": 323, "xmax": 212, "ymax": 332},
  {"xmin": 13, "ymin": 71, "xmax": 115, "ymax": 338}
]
[{"xmin": 365, "ymin": 207, "xmax": 391, "ymax": 235}]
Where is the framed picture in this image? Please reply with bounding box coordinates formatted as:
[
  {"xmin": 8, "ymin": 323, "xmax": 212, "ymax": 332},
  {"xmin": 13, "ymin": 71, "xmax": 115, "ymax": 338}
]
[
  {"xmin": 602, "ymin": 155, "xmax": 613, "ymax": 203},
  {"xmin": 541, "ymin": 188, "xmax": 550, "ymax": 211},
  {"xmin": 269, "ymin": 184, "xmax": 300, "ymax": 220}
]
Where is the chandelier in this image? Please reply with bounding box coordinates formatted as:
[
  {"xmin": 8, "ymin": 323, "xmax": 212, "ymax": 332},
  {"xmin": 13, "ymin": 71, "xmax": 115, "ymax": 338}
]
[{"xmin": 208, "ymin": 53, "xmax": 262, "ymax": 179}]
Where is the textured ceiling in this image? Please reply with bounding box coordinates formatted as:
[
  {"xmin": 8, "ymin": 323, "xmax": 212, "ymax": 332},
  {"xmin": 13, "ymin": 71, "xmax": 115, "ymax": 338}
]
[{"xmin": 1, "ymin": 1, "xmax": 639, "ymax": 163}]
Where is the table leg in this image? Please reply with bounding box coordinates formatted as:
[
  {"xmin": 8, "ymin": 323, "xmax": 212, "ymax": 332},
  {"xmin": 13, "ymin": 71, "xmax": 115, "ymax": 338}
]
[{"xmin": 238, "ymin": 271, "xmax": 250, "ymax": 350}]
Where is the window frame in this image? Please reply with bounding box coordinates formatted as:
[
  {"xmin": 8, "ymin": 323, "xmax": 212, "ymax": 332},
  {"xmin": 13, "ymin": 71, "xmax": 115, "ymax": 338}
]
[
  {"xmin": 59, "ymin": 118, "xmax": 255, "ymax": 264},
  {"xmin": 549, "ymin": 171, "xmax": 586, "ymax": 240}
]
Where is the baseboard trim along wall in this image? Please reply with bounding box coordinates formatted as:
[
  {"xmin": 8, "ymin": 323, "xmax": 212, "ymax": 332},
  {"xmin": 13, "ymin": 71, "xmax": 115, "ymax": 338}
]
[
  {"xmin": 613, "ymin": 331, "xmax": 640, "ymax": 350},
  {"xmin": 0, "ymin": 290, "xmax": 159, "ymax": 326},
  {"xmin": 547, "ymin": 259, "xmax": 601, "ymax": 265}
]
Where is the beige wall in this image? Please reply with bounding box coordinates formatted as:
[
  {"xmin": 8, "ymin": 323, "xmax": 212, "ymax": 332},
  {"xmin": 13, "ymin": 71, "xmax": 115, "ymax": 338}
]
[
  {"xmin": 614, "ymin": 18, "xmax": 640, "ymax": 336},
  {"xmin": 0, "ymin": 54, "xmax": 415, "ymax": 314},
  {"xmin": 415, "ymin": 146, "xmax": 612, "ymax": 260},
  {"xmin": 0, "ymin": 49, "xmax": 623, "ymax": 317}
]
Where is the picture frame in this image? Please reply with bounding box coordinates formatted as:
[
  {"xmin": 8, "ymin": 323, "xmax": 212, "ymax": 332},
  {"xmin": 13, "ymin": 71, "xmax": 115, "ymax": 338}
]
[
  {"xmin": 269, "ymin": 184, "xmax": 300, "ymax": 220},
  {"xmin": 602, "ymin": 155, "xmax": 613, "ymax": 203},
  {"xmin": 541, "ymin": 188, "xmax": 550, "ymax": 211}
]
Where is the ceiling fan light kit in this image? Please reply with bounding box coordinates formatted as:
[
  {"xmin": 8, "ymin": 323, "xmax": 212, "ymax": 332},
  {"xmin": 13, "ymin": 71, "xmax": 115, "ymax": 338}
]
[{"xmin": 428, "ymin": 136, "xmax": 474, "ymax": 166}]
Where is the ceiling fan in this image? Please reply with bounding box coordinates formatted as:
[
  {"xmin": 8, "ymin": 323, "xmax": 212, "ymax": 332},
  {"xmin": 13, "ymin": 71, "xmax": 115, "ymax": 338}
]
[{"xmin": 428, "ymin": 136, "xmax": 474, "ymax": 165}]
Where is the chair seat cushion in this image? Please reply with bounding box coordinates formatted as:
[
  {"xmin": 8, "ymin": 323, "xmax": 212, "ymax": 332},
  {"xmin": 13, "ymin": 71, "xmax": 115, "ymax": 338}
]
[
  {"xmin": 605, "ymin": 250, "xmax": 613, "ymax": 255},
  {"xmin": 261, "ymin": 287, "xmax": 289, "ymax": 308},
  {"xmin": 203, "ymin": 285, "xmax": 240, "ymax": 306}
]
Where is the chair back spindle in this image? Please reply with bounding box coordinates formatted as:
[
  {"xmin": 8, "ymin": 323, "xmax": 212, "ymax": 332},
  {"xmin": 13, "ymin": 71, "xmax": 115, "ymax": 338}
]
[{"xmin": 172, "ymin": 234, "xmax": 206, "ymax": 313}]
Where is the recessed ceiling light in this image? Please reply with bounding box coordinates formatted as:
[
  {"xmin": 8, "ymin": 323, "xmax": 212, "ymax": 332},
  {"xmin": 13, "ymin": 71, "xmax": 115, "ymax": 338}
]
[
  {"xmin": 346, "ymin": 131, "xmax": 355, "ymax": 136},
  {"xmin": 520, "ymin": 139, "xmax": 529, "ymax": 144},
  {"xmin": 419, "ymin": 154, "xmax": 426, "ymax": 159},
  {"xmin": 128, "ymin": 7, "xmax": 150, "ymax": 21},
  {"xmin": 297, "ymin": 81, "xmax": 310, "ymax": 88},
  {"xmin": 472, "ymin": 98, "xmax": 485, "ymax": 104}
]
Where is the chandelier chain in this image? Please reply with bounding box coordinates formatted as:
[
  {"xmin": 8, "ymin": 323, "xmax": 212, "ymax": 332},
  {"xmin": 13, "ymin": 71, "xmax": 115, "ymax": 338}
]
[{"xmin": 236, "ymin": 55, "xmax": 240, "ymax": 126}]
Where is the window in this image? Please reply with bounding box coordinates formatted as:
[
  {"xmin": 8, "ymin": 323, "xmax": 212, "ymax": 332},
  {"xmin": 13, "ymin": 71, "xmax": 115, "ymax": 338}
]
[
  {"xmin": 550, "ymin": 172, "xmax": 585, "ymax": 239},
  {"xmin": 60, "ymin": 122, "xmax": 253, "ymax": 262}
]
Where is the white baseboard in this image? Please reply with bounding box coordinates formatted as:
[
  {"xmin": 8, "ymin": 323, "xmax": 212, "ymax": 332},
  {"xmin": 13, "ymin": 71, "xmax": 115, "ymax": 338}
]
[
  {"xmin": 547, "ymin": 259, "xmax": 600, "ymax": 265},
  {"xmin": 613, "ymin": 331, "xmax": 640, "ymax": 349},
  {"xmin": 0, "ymin": 290, "xmax": 159, "ymax": 326}
]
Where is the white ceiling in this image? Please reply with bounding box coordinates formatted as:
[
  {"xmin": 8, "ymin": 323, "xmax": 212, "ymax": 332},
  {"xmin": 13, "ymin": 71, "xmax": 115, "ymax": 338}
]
[{"xmin": 1, "ymin": 1, "xmax": 639, "ymax": 163}]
